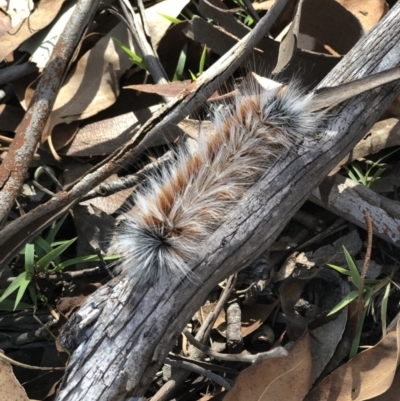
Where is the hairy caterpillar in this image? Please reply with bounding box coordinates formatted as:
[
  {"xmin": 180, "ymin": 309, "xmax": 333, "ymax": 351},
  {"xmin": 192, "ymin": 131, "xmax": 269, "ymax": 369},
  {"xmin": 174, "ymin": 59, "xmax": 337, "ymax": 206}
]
[{"xmin": 114, "ymin": 76, "xmax": 319, "ymax": 283}]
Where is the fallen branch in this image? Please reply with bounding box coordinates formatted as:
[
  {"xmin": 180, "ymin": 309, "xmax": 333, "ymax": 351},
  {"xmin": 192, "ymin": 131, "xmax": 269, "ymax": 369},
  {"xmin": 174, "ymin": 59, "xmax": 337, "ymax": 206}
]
[
  {"xmin": 310, "ymin": 174, "xmax": 400, "ymax": 247},
  {"xmin": 0, "ymin": 0, "xmax": 101, "ymax": 226}
]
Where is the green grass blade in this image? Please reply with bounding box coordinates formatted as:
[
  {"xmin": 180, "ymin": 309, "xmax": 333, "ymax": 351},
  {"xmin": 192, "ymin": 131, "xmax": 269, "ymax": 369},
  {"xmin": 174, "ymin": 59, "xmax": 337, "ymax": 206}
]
[
  {"xmin": 375, "ymin": 147, "xmax": 400, "ymax": 164},
  {"xmin": 327, "ymin": 264, "xmax": 351, "ymax": 276},
  {"xmin": 188, "ymin": 69, "xmax": 197, "ymax": 81},
  {"xmin": 349, "ymin": 306, "xmax": 367, "ymax": 358},
  {"xmin": 181, "ymin": 9, "xmax": 194, "ymax": 20},
  {"xmin": 113, "ymin": 38, "xmax": 147, "ymax": 70},
  {"xmin": 368, "ymin": 167, "xmax": 385, "ymax": 187},
  {"xmin": 349, "ymin": 288, "xmax": 372, "ymax": 358},
  {"xmin": 14, "ymin": 275, "xmax": 33, "ymax": 310},
  {"xmin": 173, "ymin": 42, "xmax": 188, "ymax": 81},
  {"xmin": 157, "ymin": 12, "xmax": 182, "ymax": 24},
  {"xmin": 343, "ymin": 246, "xmax": 361, "ymax": 288},
  {"xmin": 0, "ymin": 272, "xmax": 28, "ymax": 302},
  {"xmin": 344, "ymin": 165, "xmax": 359, "ymax": 183},
  {"xmin": 328, "ymin": 264, "xmax": 380, "ymax": 284},
  {"xmin": 46, "ymin": 213, "xmax": 68, "ymax": 244},
  {"xmin": 244, "ymin": 15, "xmax": 254, "ymax": 26},
  {"xmin": 328, "ymin": 290, "xmax": 359, "ymax": 316},
  {"xmin": 381, "ymin": 282, "xmax": 391, "ymax": 337},
  {"xmin": 364, "ymin": 278, "xmax": 382, "ymax": 285},
  {"xmin": 198, "ymin": 45, "xmax": 207, "ymax": 76},
  {"xmin": 36, "ymin": 238, "xmax": 77, "ymax": 271},
  {"xmin": 51, "ymin": 241, "xmax": 73, "ymax": 247},
  {"xmin": 24, "ymin": 243, "xmax": 35, "ymax": 275},
  {"xmin": 351, "ymin": 162, "xmax": 367, "ymax": 185},
  {"xmin": 34, "ymin": 236, "xmax": 53, "ymax": 259},
  {"xmin": 54, "ymin": 254, "xmax": 120, "ymax": 271}
]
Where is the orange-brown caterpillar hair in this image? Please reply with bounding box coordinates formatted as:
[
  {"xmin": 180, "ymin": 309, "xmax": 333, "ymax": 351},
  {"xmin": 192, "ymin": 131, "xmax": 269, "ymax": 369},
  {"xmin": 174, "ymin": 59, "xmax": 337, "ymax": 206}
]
[{"xmin": 114, "ymin": 79, "xmax": 318, "ymax": 282}]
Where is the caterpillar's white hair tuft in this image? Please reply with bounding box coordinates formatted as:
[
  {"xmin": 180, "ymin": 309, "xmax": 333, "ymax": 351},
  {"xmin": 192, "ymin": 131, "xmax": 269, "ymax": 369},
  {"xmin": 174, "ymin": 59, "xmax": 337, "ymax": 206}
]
[{"xmin": 114, "ymin": 78, "xmax": 319, "ymax": 283}]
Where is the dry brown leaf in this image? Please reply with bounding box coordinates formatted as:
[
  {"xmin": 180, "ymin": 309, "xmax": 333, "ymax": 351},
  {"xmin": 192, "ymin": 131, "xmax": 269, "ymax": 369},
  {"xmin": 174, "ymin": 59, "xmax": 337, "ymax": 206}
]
[
  {"xmin": 44, "ymin": 22, "xmax": 133, "ymax": 143},
  {"xmin": 57, "ymin": 282, "xmax": 101, "ymax": 318},
  {"xmin": 280, "ymin": 276, "xmax": 311, "ymax": 341},
  {"xmin": 369, "ymin": 367, "xmax": 400, "ymax": 400},
  {"xmin": 80, "ymin": 174, "xmax": 133, "ymax": 215},
  {"xmin": 299, "ymin": 0, "xmax": 363, "ymax": 55},
  {"xmin": 50, "ymin": 120, "xmax": 80, "ymax": 151},
  {"xmin": 336, "ymin": 0, "xmax": 388, "ymax": 32},
  {"xmin": 318, "ymin": 301, "xmax": 362, "ymax": 380},
  {"xmin": 384, "ymin": 95, "xmax": 400, "ymax": 118},
  {"xmin": 305, "ymin": 318, "xmax": 400, "ymax": 401},
  {"xmin": 241, "ymin": 301, "xmax": 280, "ymax": 337},
  {"xmin": 125, "ymin": 80, "xmax": 192, "ymax": 97},
  {"xmin": 44, "ymin": 0, "xmax": 190, "ymax": 156},
  {"xmin": 146, "ymin": 0, "xmax": 190, "ymax": 47},
  {"xmin": 0, "ymin": 351, "xmax": 29, "ymax": 401},
  {"xmin": 224, "ymin": 330, "xmax": 312, "ymax": 401},
  {"xmin": 0, "ymin": 0, "xmax": 66, "ymax": 61},
  {"xmin": 309, "ymin": 309, "xmax": 347, "ymax": 384},
  {"xmin": 350, "ymin": 118, "xmax": 400, "ymax": 161},
  {"xmin": 0, "ymin": 12, "xmax": 11, "ymax": 36},
  {"xmin": 59, "ymin": 106, "xmax": 161, "ymax": 156}
]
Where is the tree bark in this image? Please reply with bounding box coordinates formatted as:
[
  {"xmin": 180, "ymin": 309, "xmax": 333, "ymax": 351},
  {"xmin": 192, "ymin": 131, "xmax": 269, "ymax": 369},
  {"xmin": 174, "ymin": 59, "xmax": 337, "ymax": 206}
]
[
  {"xmin": 311, "ymin": 174, "xmax": 400, "ymax": 247},
  {"xmin": 56, "ymin": 3, "xmax": 400, "ymax": 400}
]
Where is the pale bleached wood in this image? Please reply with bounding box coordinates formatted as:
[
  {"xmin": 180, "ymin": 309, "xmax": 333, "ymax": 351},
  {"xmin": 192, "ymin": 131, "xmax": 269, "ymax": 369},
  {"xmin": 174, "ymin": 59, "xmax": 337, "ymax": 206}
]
[
  {"xmin": 56, "ymin": 2, "xmax": 400, "ymax": 400},
  {"xmin": 311, "ymin": 174, "xmax": 400, "ymax": 247}
]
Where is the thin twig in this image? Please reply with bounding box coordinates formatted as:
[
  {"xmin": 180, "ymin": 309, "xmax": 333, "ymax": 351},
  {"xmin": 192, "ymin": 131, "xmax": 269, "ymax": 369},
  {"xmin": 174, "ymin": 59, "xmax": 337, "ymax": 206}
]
[
  {"xmin": 0, "ymin": 352, "xmax": 64, "ymax": 371},
  {"xmin": 81, "ymin": 151, "xmax": 173, "ymax": 201},
  {"xmin": 183, "ymin": 329, "xmax": 288, "ymax": 363},
  {"xmin": 152, "ymin": 274, "xmax": 237, "ymax": 401},
  {"xmin": 242, "ymin": 0, "xmax": 261, "ymax": 22},
  {"xmin": 168, "ymin": 352, "xmax": 238, "ymax": 374},
  {"xmin": 32, "ymin": 180, "xmax": 56, "ymax": 197},
  {"xmin": 135, "ymin": 0, "xmax": 153, "ymax": 43},
  {"xmin": 119, "ymin": 0, "xmax": 168, "ymax": 85},
  {"xmin": 197, "ymin": 274, "xmax": 237, "ymax": 344},
  {"xmin": 165, "ymin": 358, "xmax": 233, "ymax": 390}
]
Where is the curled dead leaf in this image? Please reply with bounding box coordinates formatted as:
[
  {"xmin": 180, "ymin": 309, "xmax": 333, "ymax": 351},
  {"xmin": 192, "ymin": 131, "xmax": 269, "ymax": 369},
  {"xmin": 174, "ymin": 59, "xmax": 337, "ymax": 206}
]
[
  {"xmin": 305, "ymin": 318, "xmax": 400, "ymax": 401},
  {"xmin": 224, "ymin": 330, "xmax": 312, "ymax": 401}
]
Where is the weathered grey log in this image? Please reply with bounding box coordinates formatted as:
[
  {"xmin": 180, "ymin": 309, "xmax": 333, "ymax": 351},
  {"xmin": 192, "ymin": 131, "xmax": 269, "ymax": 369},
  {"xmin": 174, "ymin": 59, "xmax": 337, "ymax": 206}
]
[
  {"xmin": 56, "ymin": 3, "xmax": 400, "ymax": 401},
  {"xmin": 311, "ymin": 174, "xmax": 400, "ymax": 247}
]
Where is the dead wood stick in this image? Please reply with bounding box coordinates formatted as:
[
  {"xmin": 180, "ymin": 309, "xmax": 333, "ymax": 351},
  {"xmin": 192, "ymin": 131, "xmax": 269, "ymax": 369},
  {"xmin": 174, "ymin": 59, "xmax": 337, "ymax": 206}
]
[
  {"xmin": 310, "ymin": 174, "xmax": 400, "ymax": 247},
  {"xmin": 152, "ymin": 274, "xmax": 237, "ymax": 401},
  {"xmin": 0, "ymin": 0, "xmax": 101, "ymax": 227},
  {"xmin": 165, "ymin": 359, "xmax": 232, "ymax": 390},
  {"xmin": 182, "ymin": 329, "xmax": 287, "ymax": 363},
  {"xmin": 119, "ymin": 0, "xmax": 168, "ymax": 85},
  {"xmin": 56, "ymin": 3, "xmax": 400, "ymax": 401}
]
